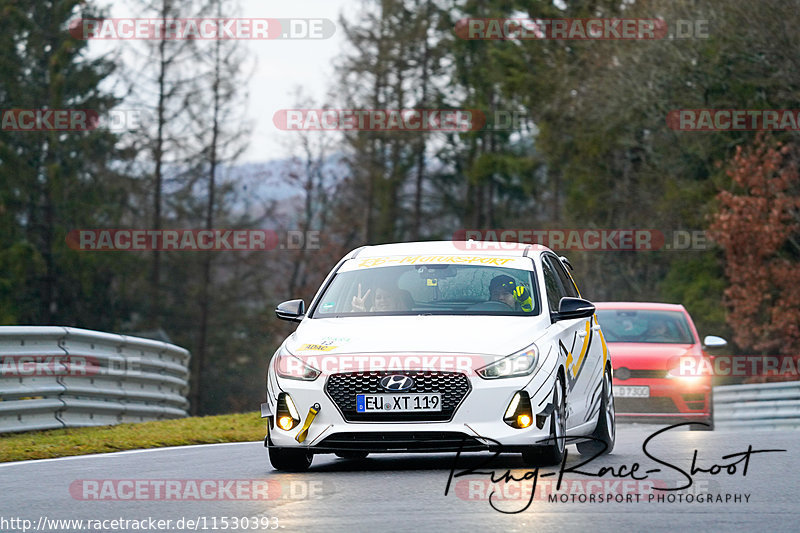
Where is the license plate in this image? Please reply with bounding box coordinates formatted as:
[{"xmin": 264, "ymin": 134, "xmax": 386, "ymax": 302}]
[
  {"xmin": 356, "ymin": 393, "xmax": 442, "ymax": 413},
  {"xmin": 614, "ymin": 386, "xmax": 650, "ymax": 398}
]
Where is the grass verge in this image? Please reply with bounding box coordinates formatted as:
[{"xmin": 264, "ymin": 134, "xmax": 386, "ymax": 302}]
[{"xmin": 0, "ymin": 412, "xmax": 264, "ymax": 463}]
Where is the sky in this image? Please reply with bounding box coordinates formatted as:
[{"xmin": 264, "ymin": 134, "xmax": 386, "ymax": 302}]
[
  {"xmin": 237, "ymin": 0, "xmax": 351, "ymax": 162},
  {"xmin": 95, "ymin": 0, "xmax": 353, "ymax": 163}
]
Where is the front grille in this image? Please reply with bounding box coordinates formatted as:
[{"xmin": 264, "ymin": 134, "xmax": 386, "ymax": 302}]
[
  {"xmin": 615, "ymin": 397, "xmax": 679, "ymax": 413},
  {"xmin": 325, "ymin": 371, "xmax": 471, "ymax": 422},
  {"xmin": 318, "ymin": 431, "xmax": 486, "ymax": 452},
  {"xmin": 614, "ymin": 367, "xmax": 666, "ymax": 380}
]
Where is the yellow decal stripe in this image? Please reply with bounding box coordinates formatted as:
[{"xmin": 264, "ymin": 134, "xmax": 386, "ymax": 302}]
[
  {"xmin": 357, "ymin": 256, "xmax": 514, "ymax": 268},
  {"xmin": 595, "ymin": 315, "xmax": 608, "ymax": 369},
  {"xmin": 600, "ymin": 330, "xmax": 608, "ymax": 370},
  {"xmin": 572, "ymin": 320, "xmax": 591, "ymax": 378},
  {"xmin": 567, "ymin": 271, "xmax": 581, "ymax": 298}
]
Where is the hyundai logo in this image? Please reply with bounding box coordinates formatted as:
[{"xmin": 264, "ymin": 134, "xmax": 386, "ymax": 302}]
[{"xmin": 380, "ymin": 374, "xmax": 414, "ymax": 391}]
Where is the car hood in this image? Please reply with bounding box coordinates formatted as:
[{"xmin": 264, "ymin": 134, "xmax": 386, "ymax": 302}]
[
  {"xmin": 608, "ymin": 342, "xmax": 700, "ymax": 370},
  {"xmin": 285, "ymin": 314, "xmax": 550, "ymax": 357}
]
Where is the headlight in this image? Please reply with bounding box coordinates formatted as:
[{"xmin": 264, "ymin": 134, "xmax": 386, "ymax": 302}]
[
  {"xmin": 666, "ymin": 355, "xmax": 711, "ymax": 385},
  {"xmin": 477, "ymin": 344, "xmax": 538, "ymax": 379},
  {"xmin": 666, "ymin": 374, "xmax": 707, "ymax": 386},
  {"xmin": 275, "ymin": 346, "xmax": 321, "ymax": 381}
]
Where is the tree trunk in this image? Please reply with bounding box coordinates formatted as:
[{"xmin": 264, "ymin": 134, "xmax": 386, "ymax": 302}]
[{"xmin": 191, "ymin": 20, "xmax": 223, "ymax": 416}]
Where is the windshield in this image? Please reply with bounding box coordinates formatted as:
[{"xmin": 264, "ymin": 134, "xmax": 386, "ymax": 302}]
[
  {"xmin": 311, "ymin": 262, "xmax": 540, "ymax": 317},
  {"xmin": 596, "ymin": 309, "xmax": 696, "ymax": 344}
]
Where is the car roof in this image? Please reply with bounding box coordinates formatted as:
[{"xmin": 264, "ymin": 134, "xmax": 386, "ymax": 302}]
[
  {"xmin": 350, "ymin": 240, "xmax": 551, "ymax": 258},
  {"xmin": 594, "ymin": 301, "xmax": 687, "ymax": 312}
]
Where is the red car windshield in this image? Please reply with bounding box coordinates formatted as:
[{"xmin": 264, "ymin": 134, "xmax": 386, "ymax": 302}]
[{"xmin": 596, "ymin": 309, "xmax": 695, "ymax": 344}]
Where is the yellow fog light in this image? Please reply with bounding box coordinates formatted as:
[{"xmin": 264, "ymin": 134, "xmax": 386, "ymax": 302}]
[
  {"xmin": 503, "ymin": 391, "xmax": 533, "ymax": 429},
  {"xmin": 276, "ymin": 392, "xmax": 300, "ymax": 431},
  {"xmin": 278, "ymin": 416, "xmax": 295, "ymax": 431}
]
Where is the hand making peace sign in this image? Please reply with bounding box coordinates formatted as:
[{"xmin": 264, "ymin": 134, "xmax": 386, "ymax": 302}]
[{"xmin": 351, "ymin": 283, "xmax": 371, "ymax": 312}]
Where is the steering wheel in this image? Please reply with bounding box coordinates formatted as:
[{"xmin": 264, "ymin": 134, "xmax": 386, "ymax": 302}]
[{"xmin": 467, "ymin": 300, "xmax": 514, "ymax": 311}]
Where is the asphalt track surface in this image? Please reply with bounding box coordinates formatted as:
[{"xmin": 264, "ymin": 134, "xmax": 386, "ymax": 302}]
[{"xmin": 1, "ymin": 424, "xmax": 798, "ymax": 532}]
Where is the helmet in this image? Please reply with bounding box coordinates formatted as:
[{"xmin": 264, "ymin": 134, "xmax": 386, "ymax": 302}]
[{"xmin": 489, "ymin": 275, "xmax": 516, "ymax": 295}]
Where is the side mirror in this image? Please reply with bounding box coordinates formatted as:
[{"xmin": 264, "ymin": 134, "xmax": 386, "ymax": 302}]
[
  {"xmin": 554, "ymin": 297, "xmax": 595, "ymax": 321},
  {"xmin": 276, "ymin": 299, "xmax": 305, "ymax": 323},
  {"xmin": 703, "ymin": 335, "xmax": 727, "ymax": 349}
]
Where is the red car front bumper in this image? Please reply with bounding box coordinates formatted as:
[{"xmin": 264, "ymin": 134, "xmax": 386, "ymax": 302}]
[{"xmin": 612, "ymin": 377, "xmax": 712, "ymax": 423}]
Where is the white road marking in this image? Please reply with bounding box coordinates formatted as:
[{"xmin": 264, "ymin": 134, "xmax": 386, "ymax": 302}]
[{"xmin": 0, "ymin": 441, "xmax": 262, "ymax": 468}]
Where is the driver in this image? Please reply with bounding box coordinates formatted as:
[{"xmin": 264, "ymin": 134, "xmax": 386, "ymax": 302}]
[
  {"xmin": 645, "ymin": 321, "xmax": 671, "ymax": 341},
  {"xmin": 489, "ymin": 275, "xmax": 533, "ymax": 312}
]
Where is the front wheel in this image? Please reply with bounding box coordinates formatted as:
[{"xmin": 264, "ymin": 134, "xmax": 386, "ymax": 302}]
[
  {"xmin": 522, "ymin": 374, "xmax": 566, "ymax": 466},
  {"xmin": 268, "ymin": 438, "xmax": 313, "ymax": 472},
  {"xmin": 577, "ymin": 368, "xmax": 615, "ymax": 456}
]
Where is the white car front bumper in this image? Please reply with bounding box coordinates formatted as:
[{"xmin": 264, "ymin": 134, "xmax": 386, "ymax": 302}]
[{"xmin": 263, "ymin": 352, "xmax": 561, "ymax": 454}]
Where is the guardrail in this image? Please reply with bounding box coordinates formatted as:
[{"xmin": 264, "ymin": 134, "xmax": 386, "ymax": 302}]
[
  {"xmin": 0, "ymin": 326, "xmax": 190, "ymax": 434},
  {"xmin": 714, "ymin": 381, "xmax": 800, "ymax": 430}
]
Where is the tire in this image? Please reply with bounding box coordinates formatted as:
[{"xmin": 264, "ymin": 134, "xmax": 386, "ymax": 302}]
[
  {"xmin": 335, "ymin": 451, "xmax": 369, "ymax": 459},
  {"xmin": 522, "ymin": 373, "xmax": 567, "ymax": 466},
  {"xmin": 577, "ymin": 368, "xmax": 616, "ymax": 456},
  {"xmin": 690, "ymin": 389, "xmax": 714, "ymax": 431},
  {"xmin": 268, "ymin": 437, "xmax": 313, "ymax": 471}
]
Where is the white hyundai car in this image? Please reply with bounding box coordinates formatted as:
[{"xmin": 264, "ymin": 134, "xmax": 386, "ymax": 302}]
[{"xmin": 263, "ymin": 241, "xmax": 614, "ymax": 471}]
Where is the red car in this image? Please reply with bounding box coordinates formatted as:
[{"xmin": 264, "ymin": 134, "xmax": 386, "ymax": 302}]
[{"xmin": 594, "ymin": 302, "xmax": 726, "ymax": 430}]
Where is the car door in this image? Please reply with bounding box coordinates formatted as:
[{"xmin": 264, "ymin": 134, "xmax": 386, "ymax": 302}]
[
  {"xmin": 540, "ymin": 255, "xmax": 585, "ymax": 428},
  {"xmin": 542, "ymin": 254, "xmax": 601, "ymax": 426}
]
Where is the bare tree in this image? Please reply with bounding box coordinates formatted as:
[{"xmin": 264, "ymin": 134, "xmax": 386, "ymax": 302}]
[
  {"xmin": 124, "ymin": 0, "xmax": 211, "ymax": 327},
  {"xmin": 182, "ymin": 0, "xmax": 253, "ymax": 414}
]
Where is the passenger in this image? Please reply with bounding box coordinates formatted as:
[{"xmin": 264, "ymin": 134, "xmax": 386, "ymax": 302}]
[
  {"xmin": 351, "ymin": 283, "xmax": 404, "ymax": 312},
  {"xmin": 373, "ymin": 286, "xmax": 399, "ymax": 312}
]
